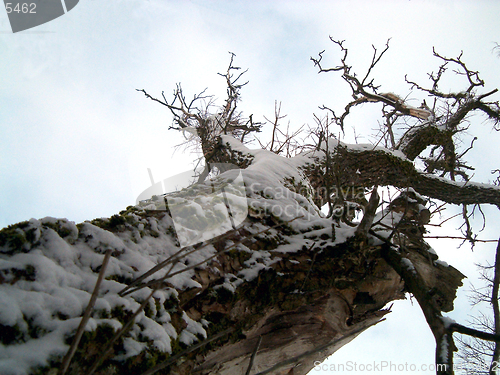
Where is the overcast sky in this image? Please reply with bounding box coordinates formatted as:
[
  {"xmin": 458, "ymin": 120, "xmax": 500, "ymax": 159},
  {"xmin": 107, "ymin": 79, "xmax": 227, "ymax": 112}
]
[{"xmin": 2, "ymin": 1, "xmax": 500, "ymax": 373}]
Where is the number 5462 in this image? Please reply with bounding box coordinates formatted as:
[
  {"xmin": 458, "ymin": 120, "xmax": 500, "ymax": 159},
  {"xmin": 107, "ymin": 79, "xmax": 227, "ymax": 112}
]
[{"xmin": 5, "ymin": 3, "xmax": 37, "ymax": 14}]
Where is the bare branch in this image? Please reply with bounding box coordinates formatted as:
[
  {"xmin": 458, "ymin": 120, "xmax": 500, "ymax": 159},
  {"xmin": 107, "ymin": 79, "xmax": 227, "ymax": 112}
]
[
  {"xmin": 245, "ymin": 336, "xmax": 262, "ymax": 375},
  {"xmin": 59, "ymin": 250, "xmax": 112, "ymax": 375}
]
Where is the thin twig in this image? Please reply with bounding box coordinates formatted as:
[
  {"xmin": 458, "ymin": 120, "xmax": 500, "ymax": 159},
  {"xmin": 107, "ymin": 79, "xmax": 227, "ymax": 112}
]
[
  {"xmin": 245, "ymin": 336, "xmax": 263, "ymax": 375},
  {"xmin": 424, "ymin": 236, "xmax": 498, "ymax": 243},
  {"xmin": 87, "ymin": 287, "xmax": 158, "ymax": 375},
  {"xmin": 122, "ymin": 216, "xmax": 304, "ymax": 297},
  {"xmin": 491, "ymin": 237, "xmax": 500, "ymax": 372},
  {"xmin": 59, "ymin": 249, "xmax": 112, "ymax": 375},
  {"xmin": 300, "ymin": 242, "xmax": 317, "ymax": 292},
  {"xmin": 118, "ymin": 225, "xmax": 245, "ymax": 296}
]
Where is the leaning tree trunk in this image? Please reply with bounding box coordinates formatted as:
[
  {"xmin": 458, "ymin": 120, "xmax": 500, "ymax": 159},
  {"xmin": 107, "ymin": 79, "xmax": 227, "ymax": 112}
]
[
  {"xmin": 4, "ymin": 43, "xmax": 500, "ymax": 375},
  {"xmin": 0, "ymin": 133, "xmax": 465, "ymax": 375}
]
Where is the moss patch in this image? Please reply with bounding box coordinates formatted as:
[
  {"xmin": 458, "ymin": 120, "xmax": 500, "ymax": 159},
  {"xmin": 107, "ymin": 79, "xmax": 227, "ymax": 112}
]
[{"xmin": 0, "ymin": 221, "xmax": 30, "ymax": 253}]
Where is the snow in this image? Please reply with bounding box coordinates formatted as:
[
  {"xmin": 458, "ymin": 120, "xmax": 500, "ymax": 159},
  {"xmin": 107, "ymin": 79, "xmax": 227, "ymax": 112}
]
[
  {"xmin": 135, "ymin": 313, "xmax": 172, "ymax": 353},
  {"xmin": 401, "ymin": 258, "xmax": 416, "ymax": 274},
  {"xmin": 118, "ymin": 338, "xmax": 147, "ymax": 360},
  {"xmin": 0, "ymin": 214, "xmax": 199, "ymax": 374},
  {"xmin": 218, "ymin": 276, "xmax": 240, "ymax": 293},
  {"xmin": 0, "ymin": 290, "xmax": 22, "ymax": 326},
  {"xmin": 166, "ymin": 168, "xmax": 248, "ymax": 248},
  {"xmin": 0, "ymin": 318, "xmax": 80, "ymax": 375},
  {"xmin": 318, "ymin": 137, "xmax": 410, "ymax": 161},
  {"xmin": 440, "ymin": 334, "xmax": 449, "ymax": 363},
  {"xmin": 179, "ymin": 312, "xmax": 207, "ymax": 346},
  {"xmin": 424, "ymin": 172, "xmax": 500, "ymax": 192},
  {"xmin": 239, "ymin": 262, "xmax": 268, "ymax": 281},
  {"xmin": 434, "ymin": 259, "xmax": 449, "ymax": 267},
  {"xmin": 441, "ymin": 316, "xmax": 456, "ymax": 328},
  {"xmin": 427, "ymin": 246, "xmax": 437, "ymax": 255}
]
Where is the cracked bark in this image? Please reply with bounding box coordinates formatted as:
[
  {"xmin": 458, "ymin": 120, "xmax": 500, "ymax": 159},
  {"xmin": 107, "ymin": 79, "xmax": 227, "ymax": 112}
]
[{"xmin": 300, "ymin": 144, "xmax": 500, "ymax": 208}]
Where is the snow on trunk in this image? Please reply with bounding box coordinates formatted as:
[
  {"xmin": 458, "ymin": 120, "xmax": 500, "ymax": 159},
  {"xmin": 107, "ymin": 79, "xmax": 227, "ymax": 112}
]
[{"xmin": 0, "ymin": 135, "xmax": 463, "ymax": 375}]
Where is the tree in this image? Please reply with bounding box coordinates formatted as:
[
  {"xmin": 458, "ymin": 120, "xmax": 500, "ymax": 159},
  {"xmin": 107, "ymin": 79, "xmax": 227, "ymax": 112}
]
[
  {"xmin": 1, "ymin": 41, "xmax": 500, "ymax": 375},
  {"xmin": 456, "ymin": 242, "xmax": 500, "ymax": 375}
]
